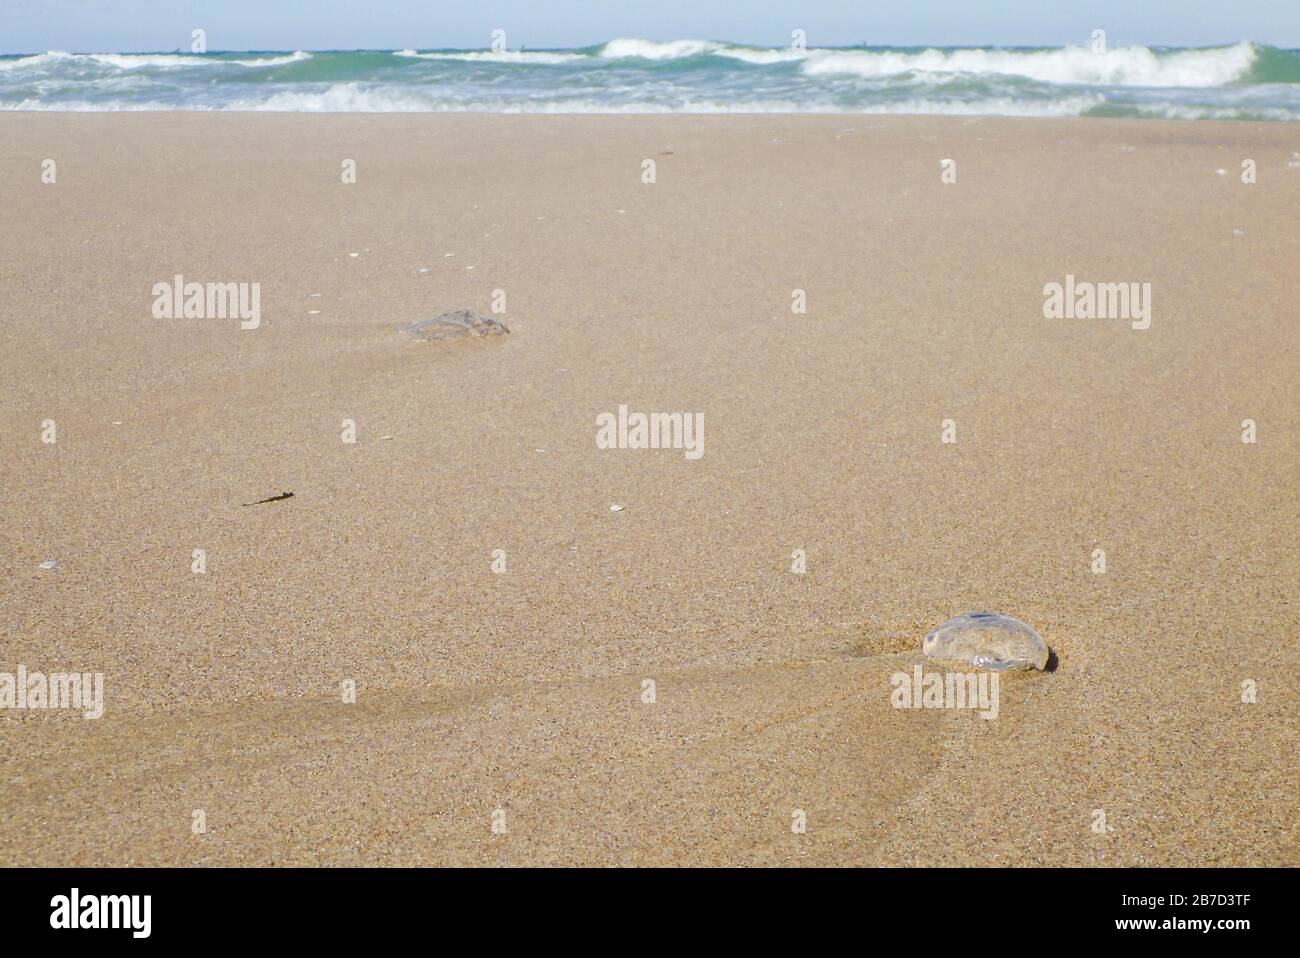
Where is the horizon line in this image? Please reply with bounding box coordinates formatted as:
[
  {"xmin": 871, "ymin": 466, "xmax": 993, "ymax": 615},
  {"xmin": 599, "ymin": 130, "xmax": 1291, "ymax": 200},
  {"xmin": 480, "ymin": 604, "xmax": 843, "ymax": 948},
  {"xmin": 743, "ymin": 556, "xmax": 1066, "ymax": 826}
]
[{"xmin": 1, "ymin": 38, "xmax": 1285, "ymax": 57}]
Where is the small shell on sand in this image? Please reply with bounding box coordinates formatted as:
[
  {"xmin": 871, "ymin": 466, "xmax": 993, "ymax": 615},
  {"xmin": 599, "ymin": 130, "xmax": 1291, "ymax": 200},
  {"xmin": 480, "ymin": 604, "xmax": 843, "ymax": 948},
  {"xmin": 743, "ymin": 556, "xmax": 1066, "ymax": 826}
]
[
  {"xmin": 401, "ymin": 309, "xmax": 509, "ymax": 342},
  {"xmin": 922, "ymin": 612, "xmax": 1049, "ymax": 671}
]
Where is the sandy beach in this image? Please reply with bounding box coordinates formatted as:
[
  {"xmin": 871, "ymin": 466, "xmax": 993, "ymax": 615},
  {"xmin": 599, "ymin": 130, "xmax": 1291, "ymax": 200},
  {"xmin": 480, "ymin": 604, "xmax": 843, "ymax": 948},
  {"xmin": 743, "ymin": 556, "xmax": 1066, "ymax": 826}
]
[{"xmin": 0, "ymin": 112, "xmax": 1296, "ymax": 866}]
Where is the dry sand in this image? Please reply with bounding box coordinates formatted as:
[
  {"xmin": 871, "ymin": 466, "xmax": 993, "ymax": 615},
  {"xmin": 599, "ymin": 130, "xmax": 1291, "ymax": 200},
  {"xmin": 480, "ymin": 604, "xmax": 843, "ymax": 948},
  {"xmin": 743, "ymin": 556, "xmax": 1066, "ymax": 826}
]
[{"xmin": 0, "ymin": 113, "xmax": 1296, "ymax": 866}]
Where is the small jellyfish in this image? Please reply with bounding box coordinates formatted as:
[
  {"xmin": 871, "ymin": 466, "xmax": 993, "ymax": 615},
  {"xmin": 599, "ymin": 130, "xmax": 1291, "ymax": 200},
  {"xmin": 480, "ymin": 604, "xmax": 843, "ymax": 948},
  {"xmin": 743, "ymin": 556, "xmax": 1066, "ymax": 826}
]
[
  {"xmin": 922, "ymin": 612, "xmax": 1049, "ymax": 671},
  {"xmin": 401, "ymin": 309, "xmax": 509, "ymax": 341}
]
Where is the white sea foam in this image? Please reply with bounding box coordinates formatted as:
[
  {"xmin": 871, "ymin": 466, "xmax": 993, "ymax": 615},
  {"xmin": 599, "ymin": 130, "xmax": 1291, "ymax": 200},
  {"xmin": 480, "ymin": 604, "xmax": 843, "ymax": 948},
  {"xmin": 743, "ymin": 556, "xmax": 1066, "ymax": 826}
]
[
  {"xmin": 89, "ymin": 53, "xmax": 212, "ymax": 68},
  {"xmin": 0, "ymin": 51, "xmax": 77, "ymax": 71},
  {"xmin": 599, "ymin": 38, "xmax": 723, "ymax": 60},
  {"xmin": 850, "ymin": 94, "xmax": 1106, "ymax": 116},
  {"xmin": 226, "ymin": 51, "xmax": 313, "ymax": 67},
  {"xmin": 0, "ymin": 98, "xmax": 194, "ymax": 111},
  {"xmin": 1125, "ymin": 102, "xmax": 1300, "ymax": 121},
  {"xmin": 227, "ymin": 83, "xmax": 435, "ymax": 112},
  {"xmin": 0, "ymin": 81, "xmax": 1106, "ymax": 117},
  {"xmin": 713, "ymin": 46, "xmax": 808, "ymax": 65},
  {"xmin": 96, "ymin": 51, "xmax": 311, "ymax": 68},
  {"xmin": 0, "ymin": 50, "xmax": 312, "ymax": 70},
  {"xmin": 801, "ymin": 42, "xmax": 1257, "ymax": 88}
]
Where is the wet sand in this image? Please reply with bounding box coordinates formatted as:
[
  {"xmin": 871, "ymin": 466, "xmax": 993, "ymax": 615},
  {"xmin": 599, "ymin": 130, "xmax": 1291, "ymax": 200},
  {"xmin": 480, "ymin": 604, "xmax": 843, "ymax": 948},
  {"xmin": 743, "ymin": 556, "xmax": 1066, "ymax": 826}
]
[{"xmin": 0, "ymin": 113, "xmax": 1296, "ymax": 865}]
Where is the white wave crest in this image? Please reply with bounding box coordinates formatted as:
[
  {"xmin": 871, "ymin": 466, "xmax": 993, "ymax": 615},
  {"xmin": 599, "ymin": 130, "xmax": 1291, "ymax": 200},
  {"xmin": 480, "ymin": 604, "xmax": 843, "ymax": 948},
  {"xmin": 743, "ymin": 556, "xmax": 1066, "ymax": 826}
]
[
  {"xmin": 713, "ymin": 46, "xmax": 808, "ymax": 65},
  {"xmin": 227, "ymin": 52, "xmax": 313, "ymax": 67},
  {"xmin": 0, "ymin": 51, "xmax": 79, "ymax": 71},
  {"xmin": 598, "ymin": 38, "xmax": 722, "ymax": 60},
  {"xmin": 801, "ymin": 42, "xmax": 1257, "ymax": 88},
  {"xmin": 0, "ymin": 50, "xmax": 312, "ymax": 71},
  {"xmin": 226, "ymin": 83, "xmax": 434, "ymax": 111}
]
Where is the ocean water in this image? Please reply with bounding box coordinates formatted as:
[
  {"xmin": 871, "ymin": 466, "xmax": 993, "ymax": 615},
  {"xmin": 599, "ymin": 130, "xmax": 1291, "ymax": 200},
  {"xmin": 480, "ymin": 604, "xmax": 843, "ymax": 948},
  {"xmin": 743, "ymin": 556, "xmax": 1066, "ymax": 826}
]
[{"xmin": 2, "ymin": 39, "xmax": 1299, "ymax": 120}]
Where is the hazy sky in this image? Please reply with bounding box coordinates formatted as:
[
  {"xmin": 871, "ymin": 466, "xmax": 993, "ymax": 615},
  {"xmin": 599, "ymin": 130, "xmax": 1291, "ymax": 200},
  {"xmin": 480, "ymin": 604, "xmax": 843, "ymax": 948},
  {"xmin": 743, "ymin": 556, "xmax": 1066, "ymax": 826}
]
[{"xmin": 2, "ymin": 0, "xmax": 1296, "ymax": 54}]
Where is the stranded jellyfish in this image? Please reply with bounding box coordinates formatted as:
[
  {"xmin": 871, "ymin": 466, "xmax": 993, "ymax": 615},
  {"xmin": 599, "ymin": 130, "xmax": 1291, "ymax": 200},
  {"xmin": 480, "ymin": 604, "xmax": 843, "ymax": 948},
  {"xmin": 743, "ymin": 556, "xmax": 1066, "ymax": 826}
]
[
  {"xmin": 922, "ymin": 612, "xmax": 1049, "ymax": 671},
  {"xmin": 402, "ymin": 309, "xmax": 509, "ymax": 341}
]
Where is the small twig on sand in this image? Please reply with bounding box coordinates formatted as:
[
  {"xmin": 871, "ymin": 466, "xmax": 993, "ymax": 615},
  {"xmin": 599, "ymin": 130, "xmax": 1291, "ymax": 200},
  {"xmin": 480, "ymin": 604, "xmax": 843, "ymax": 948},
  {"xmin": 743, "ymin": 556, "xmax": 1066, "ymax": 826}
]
[{"xmin": 242, "ymin": 491, "xmax": 294, "ymax": 507}]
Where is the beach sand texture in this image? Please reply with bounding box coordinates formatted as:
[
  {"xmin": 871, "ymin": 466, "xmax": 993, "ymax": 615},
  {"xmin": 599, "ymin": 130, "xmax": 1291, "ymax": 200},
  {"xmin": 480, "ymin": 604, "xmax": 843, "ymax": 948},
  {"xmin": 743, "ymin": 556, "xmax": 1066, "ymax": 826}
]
[{"xmin": 0, "ymin": 114, "xmax": 1296, "ymax": 865}]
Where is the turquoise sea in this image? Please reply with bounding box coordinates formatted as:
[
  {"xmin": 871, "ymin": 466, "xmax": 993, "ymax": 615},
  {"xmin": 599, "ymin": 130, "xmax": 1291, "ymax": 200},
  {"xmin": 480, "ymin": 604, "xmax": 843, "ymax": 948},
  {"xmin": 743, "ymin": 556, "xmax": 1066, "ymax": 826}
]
[{"xmin": 2, "ymin": 39, "xmax": 1299, "ymax": 119}]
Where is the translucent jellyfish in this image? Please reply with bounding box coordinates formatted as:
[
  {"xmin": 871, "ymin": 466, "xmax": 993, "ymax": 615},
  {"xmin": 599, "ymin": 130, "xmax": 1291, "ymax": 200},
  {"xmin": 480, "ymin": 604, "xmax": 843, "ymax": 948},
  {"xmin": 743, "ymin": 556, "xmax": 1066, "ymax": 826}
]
[
  {"xmin": 401, "ymin": 309, "xmax": 509, "ymax": 341},
  {"xmin": 922, "ymin": 612, "xmax": 1049, "ymax": 671}
]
